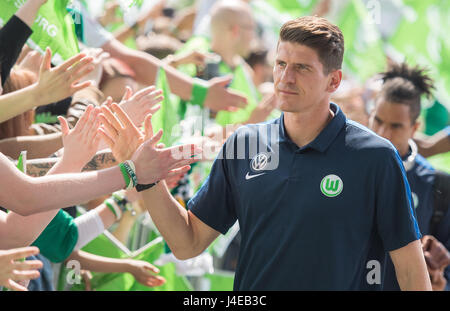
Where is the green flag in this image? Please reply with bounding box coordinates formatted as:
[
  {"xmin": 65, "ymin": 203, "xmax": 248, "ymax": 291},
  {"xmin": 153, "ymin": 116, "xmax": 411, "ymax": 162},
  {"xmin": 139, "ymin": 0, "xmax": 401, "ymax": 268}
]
[
  {"xmin": 264, "ymin": 0, "xmax": 319, "ymax": 17},
  {"xmin": 0, "ymin": 0, "xmax": 79, "ymax": 64},
  {"xmin": 151, "ymin": 67, "xmax": 183, "ymax": 147},
  {"xmin": 251, "ymin": 0, "xmax": 319, "ymax": 37},
  {"xmin": 387, "ymin": 0, "xmax": 450, "ymax": 109},
  {"xmin": 335, "ymin": 0, "xmax": 386, "ymax": 82}
]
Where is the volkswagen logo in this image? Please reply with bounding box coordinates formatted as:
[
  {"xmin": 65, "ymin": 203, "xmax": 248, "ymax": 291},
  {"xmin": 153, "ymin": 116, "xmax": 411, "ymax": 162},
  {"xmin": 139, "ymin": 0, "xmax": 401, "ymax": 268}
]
[{"xmin": 251, "ymin": 153, "xmax": 269, "ymax": 172}]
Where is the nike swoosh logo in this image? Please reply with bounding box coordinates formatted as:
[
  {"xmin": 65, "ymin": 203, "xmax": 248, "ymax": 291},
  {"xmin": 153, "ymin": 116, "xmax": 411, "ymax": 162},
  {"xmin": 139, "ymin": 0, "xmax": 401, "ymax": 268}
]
[{"xmin": 245, "ymin": 172, "xmax": 266, "ymax": 180}]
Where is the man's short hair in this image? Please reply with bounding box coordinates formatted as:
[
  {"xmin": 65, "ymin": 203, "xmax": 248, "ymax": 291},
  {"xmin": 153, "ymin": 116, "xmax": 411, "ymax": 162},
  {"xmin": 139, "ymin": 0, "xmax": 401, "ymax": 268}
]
[{"xmin": 279, "ymin": 16, "xmax": 344, "ymax": 74}]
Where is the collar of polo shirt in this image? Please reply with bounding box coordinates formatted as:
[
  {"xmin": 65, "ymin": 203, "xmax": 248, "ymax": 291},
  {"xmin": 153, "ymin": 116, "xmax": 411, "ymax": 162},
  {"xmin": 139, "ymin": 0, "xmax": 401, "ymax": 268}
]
[{"xmin": 278, "ymin": 102, "xmax": 347, "ymax": 153}]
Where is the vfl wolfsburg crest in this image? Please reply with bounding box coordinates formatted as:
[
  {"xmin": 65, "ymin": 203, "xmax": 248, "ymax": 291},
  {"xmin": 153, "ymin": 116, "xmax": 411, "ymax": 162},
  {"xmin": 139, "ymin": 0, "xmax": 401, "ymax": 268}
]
[{"xmin": 320, "ymin": 174, "xmax": 343, "ymax": 197}]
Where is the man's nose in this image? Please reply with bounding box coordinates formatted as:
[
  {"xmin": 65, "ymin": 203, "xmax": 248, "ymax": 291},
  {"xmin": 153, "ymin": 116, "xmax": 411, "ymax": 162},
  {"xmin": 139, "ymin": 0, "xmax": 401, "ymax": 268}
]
[{"xmin": 280, "ymin": 66, "xmax": 296, "ymax": 84}]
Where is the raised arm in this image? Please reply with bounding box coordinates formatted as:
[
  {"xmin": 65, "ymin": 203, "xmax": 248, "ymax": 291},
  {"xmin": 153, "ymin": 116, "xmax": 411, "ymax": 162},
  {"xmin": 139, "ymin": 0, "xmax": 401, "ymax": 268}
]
[
  {"xmin": 0, "ymin": 0, "xmax": 47, "ymax": 86},
  {"xmin": 15, "ymin": 0, "xmax": 48, "ymax": 28},
  {"xmin": 0, "ymin": 105, "xmax": 105, "ymax": 249},
  {"xmin": 0, "ymin": 132, "xmax": 62, "ymax": 159},
  {"xmin": 414, "ymin": 127, "xmax": 450, "ymax": 158},
  {"xmin": 0, "ymin": 156, "xmax": 86, "ymax": 249},
  {"xmin": 0, "ymin": 128, "xmax": 199, "ymax": 216},
  {"xmin": 0, "ymin": 48, "xmax": 93, "ymax": 123},
  {"xmin": 102, "ymin": 38, "xmax": 247, "ymax": 112},
  {"xmin": 113, "ymin": 0, "xmax": 165, "ymax": 43},
  {"xmin": 24, "ymin": 151, "xmax": 117, "ymax": 178},
  {"xmin": 0, "ymin": 150, "xmax": 124, "ymax": 216}
]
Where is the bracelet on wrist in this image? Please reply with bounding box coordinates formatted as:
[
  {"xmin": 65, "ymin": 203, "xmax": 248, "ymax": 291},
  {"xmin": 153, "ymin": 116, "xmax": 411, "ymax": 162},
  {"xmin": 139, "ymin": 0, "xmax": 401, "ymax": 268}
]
[
  {"xmin": 119, "ymin": 161, "xmax": 137, "ymax": 190},
  {"xmin": 118, "ymin": 163, "xmax": 131, "ymax": 189},
  {"xmin": 104, "ymin": 198, "xmax": 122, "ymax": 221},
  {"xmin": 125, "ymin": 160, "xmax": 138, "ymax": 188}
]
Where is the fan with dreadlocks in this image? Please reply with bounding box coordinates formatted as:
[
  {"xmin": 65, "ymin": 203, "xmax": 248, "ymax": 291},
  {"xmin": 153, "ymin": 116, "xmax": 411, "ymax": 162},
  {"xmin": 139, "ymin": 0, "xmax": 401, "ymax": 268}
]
[
  {"xmin": 378, "ymin": 62, "xmax": 434, "ymax": 123},
  {"xmin": 369, "ymin": 61, "xmax": 435, "ymax": 158}
]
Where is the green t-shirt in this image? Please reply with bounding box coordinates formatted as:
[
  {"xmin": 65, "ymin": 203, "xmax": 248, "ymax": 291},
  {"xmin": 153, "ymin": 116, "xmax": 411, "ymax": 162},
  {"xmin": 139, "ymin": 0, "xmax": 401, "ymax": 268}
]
[{"xmin": 32, "ymin": 209, "xmax": 78, "ymax": 263}]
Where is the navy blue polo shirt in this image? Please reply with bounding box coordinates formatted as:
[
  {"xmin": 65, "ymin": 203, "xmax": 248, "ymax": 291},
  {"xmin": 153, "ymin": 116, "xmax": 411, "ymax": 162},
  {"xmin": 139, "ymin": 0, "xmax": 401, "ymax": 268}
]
[
  {"xmin": 382, "ymin": 153, "xmax": 450, "ymax": 291},
  {"xmin": 188, "ymin": 103, "xmax": 421, "ymax": 290}
]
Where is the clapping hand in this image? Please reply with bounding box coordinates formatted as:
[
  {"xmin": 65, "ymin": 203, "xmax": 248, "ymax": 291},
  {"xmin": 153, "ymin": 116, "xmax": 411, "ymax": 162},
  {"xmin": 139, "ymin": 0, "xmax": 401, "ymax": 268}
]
[
  {"xmin": 98, "ymin": 103, "xmax": 202, "ymax": 185},
  {"xmin": 57, "ymin": 105, "xmax": 102, "ymax": 171},
  {"xmin": 119, "ymin": 85, "xmax": 163, "ymax": 127},
  {"xmin": 36, "ymin": 48, "xmax": 95, "ymax": 106}
]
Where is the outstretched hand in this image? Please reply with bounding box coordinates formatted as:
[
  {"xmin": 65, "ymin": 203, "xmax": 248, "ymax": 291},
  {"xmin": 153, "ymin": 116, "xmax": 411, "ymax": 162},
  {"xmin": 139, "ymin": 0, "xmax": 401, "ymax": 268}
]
[
  {"xmin": 98, "ymin": 102, "xmax": 149, "ymax": 163},
  {"xmin": 58, "ymin": 105, "xmax": 102, "ymax": 171},
  {"xmin": 246, "ymin": 93, "xmax": 277, "ymax": 124},
  {"xmin": 0, "ymin": 247, "xmax": 43, "ymax": 291},
  {"xmin": 36, "ymin": 48, "xmax": 94, "ymax": 106},
  {"xmin": 204, "ymin": 75, "xmax": 248, "ymax": 112},
  {"xmin": 126, "ymin": 259, "xmax": 166, "ymax": 288},
  {"xmin": 79, "ymin": 48, "xmax": 110, "ymax": 87},
  {"xmin": 119, "ymin": 85, "xmax": 163, "ymax": 127},
  {"xmin": 166, "ymin": 50, "xmax": 217, "ymax": 68},
  {"xmin": 98, "ymin": 103, "xmax": 202, "ymax": 185}
]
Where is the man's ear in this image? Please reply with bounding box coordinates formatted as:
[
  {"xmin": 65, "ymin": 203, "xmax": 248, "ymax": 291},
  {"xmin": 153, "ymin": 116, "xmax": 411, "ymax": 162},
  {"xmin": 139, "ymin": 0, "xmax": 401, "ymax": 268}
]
[
  {"xmin": 411, "ymin": 120, "xmax": 421, "ymax": 137},
  {"xmin": 327, "ymin": 69, "xmax": 342, "ymax": 93}
]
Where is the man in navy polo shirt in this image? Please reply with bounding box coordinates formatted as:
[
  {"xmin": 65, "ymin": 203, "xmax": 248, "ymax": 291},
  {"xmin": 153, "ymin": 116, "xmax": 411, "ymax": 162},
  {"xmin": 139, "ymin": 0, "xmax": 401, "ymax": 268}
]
[
  {"xmin": 368, "ymin": 62, "xmax": 450, "ymax": 291},
  {"xmin": 141, "ymin": 16, "xmax": 431, "ymax": 290}
]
